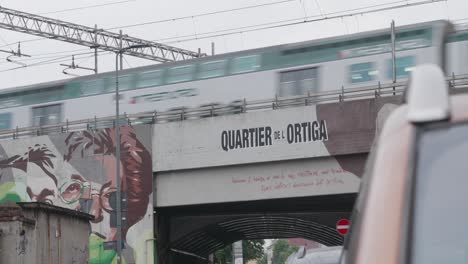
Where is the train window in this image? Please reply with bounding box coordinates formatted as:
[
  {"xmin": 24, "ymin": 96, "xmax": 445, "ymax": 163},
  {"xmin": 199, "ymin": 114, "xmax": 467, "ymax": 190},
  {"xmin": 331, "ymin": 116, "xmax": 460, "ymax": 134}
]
[
  {"xmin": 119, "ymin": 74, "xmax": 135, "ymax": 91},
  {"xmin": 22, "ymin": 87, "xmax": 64, "ymax": 105},
  {"xmin": 0, "ymin": 94, "xmax": 20, "ymax": 108},
  {"xmin": 387, "ymin": 56, "xmax": 415, "ymax": 78},
  {"xmin": 138, "ymin": 70, "xmax": 163, "ymax": 88},
  {"xmin": 278, "ymin": 67, "xmax": 318, "ymax": 97},
  {"xmin": 167, "ymin": 65, "xmax": 194, "ymax": 83},
  {"xmin": 106, "ymin": 74, "xmax": 135, "ymax": 92},
  {"xmin": 230, "ymin": 55, "xmax": 260, "ymax": 74},
  {"xmin": 279, "ymin": 71, "xmax": 297, "ymax": 97},
  {"xmin": 80, "ymin": 79, "xmax": 104, "ymax": 96},
  {"xmin": 0, "ymin": 113, "xmax": 11, "ymax": 130},
  {"xmin": 198, "ymin": 60, "xmax": 225, "ymax": 79},
  {"xmin": 32, "ymin": 104, "xmax": 62, "ymax": 127},
  {"xmin": 350, "ymin": 62, "xmax": 377, "ymax": 83}
]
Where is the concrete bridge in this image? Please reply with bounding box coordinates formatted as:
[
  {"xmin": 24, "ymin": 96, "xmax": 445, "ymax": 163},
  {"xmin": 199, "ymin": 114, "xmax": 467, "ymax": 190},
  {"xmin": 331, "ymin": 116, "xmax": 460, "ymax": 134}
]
[
  {"xmin": 152, "ymin": 95, "xmax": 402, "ymax": 263},
  {"xmin": 0, "ymin": 92, "xmax": 403, "ymax": 264}
]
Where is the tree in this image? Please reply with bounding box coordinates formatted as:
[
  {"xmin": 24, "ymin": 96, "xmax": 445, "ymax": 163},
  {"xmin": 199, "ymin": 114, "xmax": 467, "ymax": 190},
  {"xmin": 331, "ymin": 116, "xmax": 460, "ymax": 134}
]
[
  {"xmin": 258, "ymin": 254, "xmax": 267, "ymax": 264},
  {"xmin": 214, "ymin": 240, "xmax": 265, "ymax": 264},
  {"xmin": 271, "ymin": 239, "xmax": 298, "ymax": 264},
  {"xmin": 243, "ymin": 239, "xmax": 265, "ymax": 262}
]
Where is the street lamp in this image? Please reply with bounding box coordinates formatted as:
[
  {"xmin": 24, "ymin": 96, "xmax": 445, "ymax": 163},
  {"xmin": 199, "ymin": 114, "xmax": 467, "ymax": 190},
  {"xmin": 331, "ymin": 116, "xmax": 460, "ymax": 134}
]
[{"xmin": 115, "ymin": 44, "xmax": 150, "ymax": 264}]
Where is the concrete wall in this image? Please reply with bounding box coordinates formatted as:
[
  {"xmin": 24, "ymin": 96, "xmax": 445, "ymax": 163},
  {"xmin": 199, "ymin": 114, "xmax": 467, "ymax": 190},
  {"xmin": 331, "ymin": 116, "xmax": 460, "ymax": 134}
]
[
  {"xmin": 153, "ymin": 105, "xmax": 330, "ymax": 172},
  {"xmin": 156, "ymin": 156, "xmax": 362, "ymax": 207},
  {"xmin": 0, "ymin": 202, "xmax": 92, "ymax": 264},
  {"xmin": 0, "ymin": 216, "xmax": 36, "ymax": 264},
  {"xmin": 153, "ymin": 96, "xmax": 402, "ymax": 173}
]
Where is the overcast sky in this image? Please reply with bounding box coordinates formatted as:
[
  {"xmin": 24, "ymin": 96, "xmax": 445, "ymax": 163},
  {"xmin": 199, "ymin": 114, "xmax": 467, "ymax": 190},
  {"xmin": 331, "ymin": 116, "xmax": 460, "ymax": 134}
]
[{"xmin": 0, "ymin": 0, "xmax": 465, "ymax": 89}]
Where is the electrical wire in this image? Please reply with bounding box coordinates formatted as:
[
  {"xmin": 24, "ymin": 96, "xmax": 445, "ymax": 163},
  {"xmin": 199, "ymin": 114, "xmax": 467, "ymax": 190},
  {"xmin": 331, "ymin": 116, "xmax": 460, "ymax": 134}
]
[
  {"xmin": 153, "ymin": 0, "xmax": 429, "ymax": 42},
  {"xmin": 0, "ymin": 50, "xmax": 106, "ymax": 66},
  {"xmin": 299, "ymin": 0, "xmax": 308, "ymax": 20},
  {"xmin": 0, "ymin": 34, "xmax": 13, "ymax": 51},
  {"xmin": 106, "ymin": 0, "xmax": 297, "ymax": 30},
  {"xmin": 75, "ymin": 53, "xmax": 96, "ymax": 66},
  {"xmin": 0, "ymin": 0, "xmax": 448, "ymax": 73},
  {"xmin": 123, "ymin": 56, "xmax": 132, "ymax": 68},
  {"xmin": 0, "ymin": 0, "xmax": 297, "ymax": 51},
  {"xmin": 154, "ymin": 0, "xmax": 446, "ymax": 44},
  {"xmin": 28, "ymin": 47, "xmax": 92, "ymax": 57},
  {"xmin": 0, "ymin": 0, "xmax": 435, "ymax": 53},
  {"xmin": 38, "ymin": 0, "xmax": 136, "ymax": 15},
  {"xmin": 111, "ymin": 0, "xmax": 411, "ymax": 32},
  {"xmin": 0, "ymin": 52, "xmax": 113, "ymax": 73},
  {"xmin": 314, "ymin": 0, "xmax": 324, "ymax": 16},
  {"xmin": 0, "ymin": 54, "xmax": 76, "ymax": 72}
]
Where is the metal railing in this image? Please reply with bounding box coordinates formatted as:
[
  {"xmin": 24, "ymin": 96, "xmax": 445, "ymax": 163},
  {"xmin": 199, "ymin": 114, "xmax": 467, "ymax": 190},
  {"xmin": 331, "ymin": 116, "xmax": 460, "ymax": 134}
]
[{"xmin": 2, "ymin": 74, "xmax": 468, "ymax": 140}]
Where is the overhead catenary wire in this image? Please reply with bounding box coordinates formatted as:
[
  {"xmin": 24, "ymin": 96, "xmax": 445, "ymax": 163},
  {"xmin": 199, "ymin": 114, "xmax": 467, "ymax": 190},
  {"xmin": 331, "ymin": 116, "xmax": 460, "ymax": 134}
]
[
  {"xmin": 28, "ymin": 48, "xmax": 95, "ymax": 58},
  {"xmin": 0, "ymin": 34, "xmax": 13, "ymax": 51},
  {"xmin": 155, "ymin": 0, "xmax": 446, "ymax": 44},
  {"xmin": 298, "ymin": 0, "xmax": 308, "ymax": 20},
  {"xmin": 106, "ymin": 0, "xmax": 297, "ymax": 30},
  {"xmin": 0, "ymin": 50, "xmax": 106, "ymax": 66},
  {"xmin": 314, "ymin": 0, "xmax": 324, "ymax": 16},
  {"xmin": 0, "ymin": 0, "xmax": 138, "ymax": 48},
  {"xmin": 0, "ymin": 0, "xmax": 298, "ymax": 49},
  {"xmin": 110, "ymin": 0, "xmax": 414, "ymax": 33},
  {"xmin": 0, "ymin": 0, "xmax": 448, "ymax": 74},
  {"xmin": 38, "ymin": 0, "xmax": 136, "ymax": 15},
  {"xmin": 0, "ymin": 52, "xmax": 113, "ymax": 73},
  {"xmin": 0, "ymin": 6, "xmax": 202, "ymax": 62},
  {"xmin": 0, "ymin": 54, "xmax": 79, "ymax": 72},
  {"xmin": 0, "ymin": 0, "xmax": 442, "ymax": 55},
  {"xmin": 123, "ymin": 56, "xmax": 133, "ymax": 68}
]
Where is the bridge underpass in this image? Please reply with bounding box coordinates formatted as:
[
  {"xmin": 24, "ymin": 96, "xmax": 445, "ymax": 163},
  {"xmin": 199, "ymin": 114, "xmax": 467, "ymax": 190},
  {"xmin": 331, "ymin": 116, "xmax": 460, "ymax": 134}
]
[{"xmin": 156, "ymin": 193, "xmax": 356, "ymax": 264}]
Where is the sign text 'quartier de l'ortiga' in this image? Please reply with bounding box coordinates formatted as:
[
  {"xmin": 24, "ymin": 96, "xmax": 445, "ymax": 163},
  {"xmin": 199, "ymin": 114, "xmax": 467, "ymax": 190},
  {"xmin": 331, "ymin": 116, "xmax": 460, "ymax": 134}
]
[{"xmin": 221, "ymin": 120, "xmax": 328, "ymax": 152}]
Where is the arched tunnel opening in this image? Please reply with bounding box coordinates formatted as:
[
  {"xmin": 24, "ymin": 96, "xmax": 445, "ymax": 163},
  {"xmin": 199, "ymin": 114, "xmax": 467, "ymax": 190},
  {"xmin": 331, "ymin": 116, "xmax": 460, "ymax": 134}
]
[{"xmin": 155, "ymin": 193, "xmax": 357, "ymax": 264}]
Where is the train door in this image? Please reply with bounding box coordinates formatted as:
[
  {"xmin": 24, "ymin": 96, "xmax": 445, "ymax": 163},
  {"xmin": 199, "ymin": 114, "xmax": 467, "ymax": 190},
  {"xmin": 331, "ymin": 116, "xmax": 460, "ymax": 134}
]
[
  {"xmin": 32, "ymin": 104, "xmax": 62, "ymax": 127},
  {"xmin": 278, "ymin": 67, "xmax": 318, "ymax": 97}
]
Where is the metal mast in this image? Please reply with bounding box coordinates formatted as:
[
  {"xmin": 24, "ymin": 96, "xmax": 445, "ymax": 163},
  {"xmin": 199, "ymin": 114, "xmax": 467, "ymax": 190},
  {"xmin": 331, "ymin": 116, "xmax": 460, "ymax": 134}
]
[{"xmin": 0, "ymin": 6, "xmax": 205, "ymax": 62}]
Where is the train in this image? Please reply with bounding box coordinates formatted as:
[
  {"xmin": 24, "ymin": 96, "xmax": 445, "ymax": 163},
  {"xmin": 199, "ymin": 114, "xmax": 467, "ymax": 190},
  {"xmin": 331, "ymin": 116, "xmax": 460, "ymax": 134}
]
[{"xmin": 0, "ymin": 20, "xmax": 466, "ymax": 130}]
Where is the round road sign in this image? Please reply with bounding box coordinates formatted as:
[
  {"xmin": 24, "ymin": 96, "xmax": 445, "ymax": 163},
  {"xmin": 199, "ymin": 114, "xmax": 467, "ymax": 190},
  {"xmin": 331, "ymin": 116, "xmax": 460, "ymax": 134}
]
[{"xmin": 336, "ymin": 219, "xmax": 350, "ymax": 235}]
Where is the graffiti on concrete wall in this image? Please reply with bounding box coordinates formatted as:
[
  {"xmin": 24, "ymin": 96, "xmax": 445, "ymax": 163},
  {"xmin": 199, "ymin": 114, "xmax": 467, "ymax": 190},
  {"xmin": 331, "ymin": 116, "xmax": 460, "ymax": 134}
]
[{"xmin": 0, "ymin": 125, "xmax": 153, "ymax": 264}]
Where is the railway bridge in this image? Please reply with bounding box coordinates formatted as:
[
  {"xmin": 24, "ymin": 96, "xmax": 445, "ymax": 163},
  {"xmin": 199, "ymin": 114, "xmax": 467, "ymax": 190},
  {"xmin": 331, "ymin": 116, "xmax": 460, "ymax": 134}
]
[
  {"xmin": 153, "ymin": 94, "xmax": 401, "ymax": 263},
  {"xmin": 1, "ymin": 80, "xmax": 465, "ymax": 264}
]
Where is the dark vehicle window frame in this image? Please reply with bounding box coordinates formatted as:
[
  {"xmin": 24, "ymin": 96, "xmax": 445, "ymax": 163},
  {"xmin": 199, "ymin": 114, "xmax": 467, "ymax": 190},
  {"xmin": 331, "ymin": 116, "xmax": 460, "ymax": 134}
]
[
  {"xmin": 340, "ymin": 148, "xmax": 377, "ymax": 264},
  {"xmin": 406, "ymin": 120, "xmax": 468, "ymax": 264}
]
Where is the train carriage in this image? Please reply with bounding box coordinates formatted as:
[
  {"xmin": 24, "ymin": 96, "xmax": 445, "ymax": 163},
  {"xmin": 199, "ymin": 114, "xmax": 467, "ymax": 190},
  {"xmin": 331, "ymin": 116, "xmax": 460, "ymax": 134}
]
[{"xmin": 0, "ymin": 20, "xmax": 464, "ymax": 130}]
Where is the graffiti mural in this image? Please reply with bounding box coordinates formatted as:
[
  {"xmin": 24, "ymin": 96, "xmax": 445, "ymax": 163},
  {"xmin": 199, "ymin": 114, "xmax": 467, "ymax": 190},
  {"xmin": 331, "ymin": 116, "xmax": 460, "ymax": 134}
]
[{"xmin": 0, "ymin": 125, "xmax": 153, "ymax": 264}]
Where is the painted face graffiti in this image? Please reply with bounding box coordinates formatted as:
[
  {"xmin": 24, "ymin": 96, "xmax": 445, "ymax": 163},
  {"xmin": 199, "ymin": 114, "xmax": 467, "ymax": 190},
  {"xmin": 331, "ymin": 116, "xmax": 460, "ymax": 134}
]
[
  {"xmin": 0, "ymin": 126, "xmax": 153, "ymax": 263},
  {"xmin": 62, "ymin": 127, "xmax": 153, "ymax": 243}
]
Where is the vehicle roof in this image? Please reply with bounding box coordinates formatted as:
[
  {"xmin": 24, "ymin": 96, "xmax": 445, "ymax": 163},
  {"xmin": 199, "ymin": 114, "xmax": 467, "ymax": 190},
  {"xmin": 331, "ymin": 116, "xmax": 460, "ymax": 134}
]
[{"xmin": 352, "ymin": 90, "xmax": 468, "ymax": 264}]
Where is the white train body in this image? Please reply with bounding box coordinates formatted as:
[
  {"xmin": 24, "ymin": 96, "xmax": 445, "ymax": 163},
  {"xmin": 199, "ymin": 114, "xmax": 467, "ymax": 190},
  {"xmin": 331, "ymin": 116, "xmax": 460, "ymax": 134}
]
[{"xmin": 0, "ymin": 20, "xmax": 465, "ymax": 130}]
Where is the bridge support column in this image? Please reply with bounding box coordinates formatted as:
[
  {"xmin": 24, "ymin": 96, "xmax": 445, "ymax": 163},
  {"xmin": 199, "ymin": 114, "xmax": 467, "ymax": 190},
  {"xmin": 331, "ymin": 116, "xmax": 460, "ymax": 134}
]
[{"xmin": 156, "ymin": 212, "xmax": 172, "ymax": 264}]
